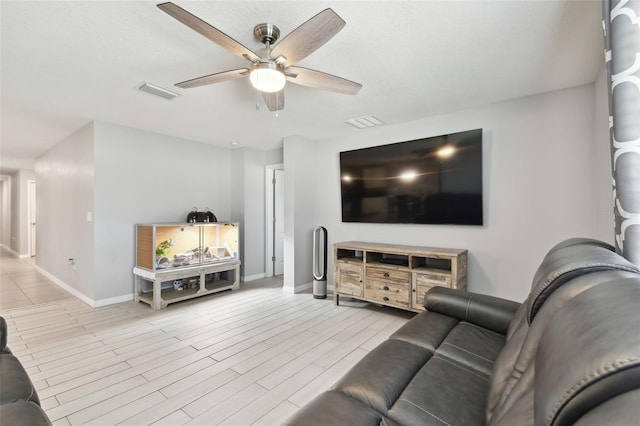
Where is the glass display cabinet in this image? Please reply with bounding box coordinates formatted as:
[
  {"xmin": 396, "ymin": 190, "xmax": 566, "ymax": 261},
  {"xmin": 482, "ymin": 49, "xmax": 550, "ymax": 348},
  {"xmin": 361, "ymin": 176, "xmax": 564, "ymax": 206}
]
[{"xmin": 133, "ymin": 222, "xmax": 240, "ymax": 310}]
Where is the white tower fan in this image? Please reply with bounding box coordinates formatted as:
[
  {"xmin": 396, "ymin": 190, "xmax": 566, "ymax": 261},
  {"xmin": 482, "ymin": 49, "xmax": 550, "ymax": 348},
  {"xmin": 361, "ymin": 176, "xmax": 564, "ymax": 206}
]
[{"xmin": 313, "ymin": 226, "xmax": 328, "ymax": 299}]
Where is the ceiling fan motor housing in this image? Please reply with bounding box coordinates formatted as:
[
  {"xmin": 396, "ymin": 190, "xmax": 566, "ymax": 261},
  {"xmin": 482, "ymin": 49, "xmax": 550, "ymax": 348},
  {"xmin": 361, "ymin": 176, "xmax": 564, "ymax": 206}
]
[{"xmin": 254, "ymin": 23, "xmax": 280, "ymax": 46}]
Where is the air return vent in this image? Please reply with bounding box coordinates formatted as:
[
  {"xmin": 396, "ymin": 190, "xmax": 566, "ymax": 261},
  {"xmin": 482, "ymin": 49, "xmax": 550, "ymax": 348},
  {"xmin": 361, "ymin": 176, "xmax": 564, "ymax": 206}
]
[
  {"xmin": 345, "ymin": 115, "xmax": 385, "ymax": 129},
  {"xmin": 137, "ymin": 81, "xmax": 180, "ymax": 100}
]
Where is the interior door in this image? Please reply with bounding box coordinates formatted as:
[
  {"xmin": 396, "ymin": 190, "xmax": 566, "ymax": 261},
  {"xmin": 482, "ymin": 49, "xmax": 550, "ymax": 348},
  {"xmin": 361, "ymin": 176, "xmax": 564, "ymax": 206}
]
[{"xmin": 274, "ymin": 169, "xmax": 285, "ymax": 276}]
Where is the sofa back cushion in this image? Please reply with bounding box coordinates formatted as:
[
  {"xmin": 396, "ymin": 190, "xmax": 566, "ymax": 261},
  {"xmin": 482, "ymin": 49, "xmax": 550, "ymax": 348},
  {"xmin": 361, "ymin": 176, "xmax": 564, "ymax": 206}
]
[
  {"xmin": 486, "ymin": 239, "xmax": 639, "ymax": 424},
  {"xmin": 535, "ymin": 278, "xmax": 640, "ymax": 425}
]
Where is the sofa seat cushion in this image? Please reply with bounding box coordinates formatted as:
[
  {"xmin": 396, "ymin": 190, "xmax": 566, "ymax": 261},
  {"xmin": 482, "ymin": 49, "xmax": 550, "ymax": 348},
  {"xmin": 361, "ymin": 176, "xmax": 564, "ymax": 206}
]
[
  {"xmin": 333, "ymin": 339, "xmax": 432, "ymax": 413},
  {"xmin": 0, "ymin": 354, "xmax": 40, "ymax": 405},
  {"xmin": 388, "ymin": 355, "xmax": 490, "ymax": 425},
  {"xmin": 289, "ymin": 390, "xmax": 386, "ymax": 426},
  {"xmin": 0, "ymin": 401, "xmax": 51, "ymax": 426},
  {"xmin": 435, "ymin": 322, "xmax": 505, "ymax": 378}
]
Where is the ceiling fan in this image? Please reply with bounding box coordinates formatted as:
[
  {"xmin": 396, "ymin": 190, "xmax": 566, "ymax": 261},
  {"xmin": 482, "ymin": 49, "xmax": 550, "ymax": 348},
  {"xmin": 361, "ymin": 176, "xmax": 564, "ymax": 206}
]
[{"xmin": 157, "ymin": 2, "xmax": 362, "ymax": 112}]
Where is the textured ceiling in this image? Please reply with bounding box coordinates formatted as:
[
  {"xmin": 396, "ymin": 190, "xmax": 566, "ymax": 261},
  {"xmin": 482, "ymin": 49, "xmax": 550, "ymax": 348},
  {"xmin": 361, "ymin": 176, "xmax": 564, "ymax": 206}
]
[{"xmin": 1, "ymin": 1, "xmax": 604, "ymax": 159}]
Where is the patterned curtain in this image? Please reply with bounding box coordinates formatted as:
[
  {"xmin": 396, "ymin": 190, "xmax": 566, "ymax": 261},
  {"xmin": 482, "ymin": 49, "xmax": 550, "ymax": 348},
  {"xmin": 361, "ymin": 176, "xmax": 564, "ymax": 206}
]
[{"xmin": 603, "ymin": 0, "xmax": 640, "ymax": 265}]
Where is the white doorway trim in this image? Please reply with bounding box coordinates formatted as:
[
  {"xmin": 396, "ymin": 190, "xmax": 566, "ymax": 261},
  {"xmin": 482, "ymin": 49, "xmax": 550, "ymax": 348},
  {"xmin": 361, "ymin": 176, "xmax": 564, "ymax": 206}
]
[
  {"xmin": 27, "ymin": 180, "xmax": 36, "ymax": 257},
  {"xmin": 265, "ymin": 163, "xmax": 284, "ymax": 277}
]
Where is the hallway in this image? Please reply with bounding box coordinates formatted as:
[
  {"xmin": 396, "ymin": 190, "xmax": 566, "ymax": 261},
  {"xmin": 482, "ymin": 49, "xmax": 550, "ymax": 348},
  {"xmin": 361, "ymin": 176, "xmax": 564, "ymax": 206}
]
[{"xmin": 0, "ymin": 246, "xmax": 74, "ymax": 311}]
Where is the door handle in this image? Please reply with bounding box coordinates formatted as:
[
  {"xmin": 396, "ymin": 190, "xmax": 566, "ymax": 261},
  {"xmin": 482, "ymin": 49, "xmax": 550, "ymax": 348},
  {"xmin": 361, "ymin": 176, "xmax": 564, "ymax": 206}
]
[
  {"xmin": 383, "ymin": 272, "xmax": 390, "ymax": 278},
  {"xmin": 383, "ymin": 286, "xmax": 389, "ymax": 291}
]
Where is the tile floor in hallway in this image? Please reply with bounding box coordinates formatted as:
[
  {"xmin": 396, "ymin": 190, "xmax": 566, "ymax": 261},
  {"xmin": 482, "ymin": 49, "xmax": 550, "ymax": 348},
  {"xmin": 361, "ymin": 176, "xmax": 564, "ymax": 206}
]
[{"xmin": 0, "ymin": 246, "xmax": 75, "ymax": 310}]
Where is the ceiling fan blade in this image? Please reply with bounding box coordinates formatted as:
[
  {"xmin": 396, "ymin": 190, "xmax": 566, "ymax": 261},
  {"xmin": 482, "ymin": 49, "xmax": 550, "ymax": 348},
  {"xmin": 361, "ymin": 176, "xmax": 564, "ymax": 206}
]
[
  {"xmin": 175, "ymin": 68, "xmax": 249, "ymax": 89},
  {"xmin": 157, "ymin": 2, "xmax": 260, "ymax": 63},
  {"xmin": 262, "ymin": 90, "xmax": 284, "ymax": 112},
  {"xmin": 286, "ymin": 66, "xmax": 362, "ymax": 95},
  {"xmin": 271, "ymin": 9, "xmax": 345, "ymax": 66}
]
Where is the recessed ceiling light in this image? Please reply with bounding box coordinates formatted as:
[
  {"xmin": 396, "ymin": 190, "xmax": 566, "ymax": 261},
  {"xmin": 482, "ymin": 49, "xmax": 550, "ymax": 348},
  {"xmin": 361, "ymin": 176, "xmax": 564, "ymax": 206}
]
[
  {"xmin": 345, "ymin": 115, "xmax": 385, "ymax": 129},
  {"xmin": 137, "ymin": 81, "xmax": 180, "ymax": 100}
]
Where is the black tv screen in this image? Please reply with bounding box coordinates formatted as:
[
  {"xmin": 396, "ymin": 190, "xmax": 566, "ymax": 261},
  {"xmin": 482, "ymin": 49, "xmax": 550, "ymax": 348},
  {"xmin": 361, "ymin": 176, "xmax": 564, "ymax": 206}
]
[{"xmin": 340, "ymin": 129, "xmax": 483, "ymax": 225}]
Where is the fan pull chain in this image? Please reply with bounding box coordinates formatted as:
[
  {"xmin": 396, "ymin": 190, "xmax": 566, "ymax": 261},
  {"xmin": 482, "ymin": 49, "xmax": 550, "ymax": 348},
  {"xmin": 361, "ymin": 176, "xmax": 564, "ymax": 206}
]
[{"xmin": 256, "ymin": 88, "xmax": 260, "ymax": 111}]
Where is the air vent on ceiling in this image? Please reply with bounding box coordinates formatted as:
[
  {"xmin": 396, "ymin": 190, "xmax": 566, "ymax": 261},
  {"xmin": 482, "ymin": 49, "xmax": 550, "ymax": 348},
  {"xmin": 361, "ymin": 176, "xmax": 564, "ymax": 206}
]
[
  {"xmin": 137, "ymin": 81, "xmax": 180, "ymax": 100},
  {"xmin": 345, "ymin": 115, "xmax": 385, "ymax": 129}
]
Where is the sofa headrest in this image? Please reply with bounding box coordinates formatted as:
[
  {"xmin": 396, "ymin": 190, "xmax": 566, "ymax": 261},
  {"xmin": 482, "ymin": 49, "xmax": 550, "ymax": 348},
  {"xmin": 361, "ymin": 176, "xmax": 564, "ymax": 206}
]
[
  {"xmin": 526, "ymin": 243, "xmax": 639, "ymax": 324},
  {"xmin": 534, "ymin": 278, "xmax": 640, "ymax": 425},
  {"xmin": 544, "ymin": 238, "xmax": 615, "ymax": 257}
]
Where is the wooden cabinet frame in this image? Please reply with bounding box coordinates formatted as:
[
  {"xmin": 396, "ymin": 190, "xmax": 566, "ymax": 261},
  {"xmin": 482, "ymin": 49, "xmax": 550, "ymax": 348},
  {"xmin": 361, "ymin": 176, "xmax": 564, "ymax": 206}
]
[{"xmin": 334, "ymin": 241, "xmax": 467, "ymax": 313}]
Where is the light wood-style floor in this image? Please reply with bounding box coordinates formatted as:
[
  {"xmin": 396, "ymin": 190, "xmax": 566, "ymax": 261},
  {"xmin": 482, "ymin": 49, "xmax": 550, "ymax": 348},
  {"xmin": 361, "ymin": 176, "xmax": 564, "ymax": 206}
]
[
  {"xmin": 2, "ymin": 270, "xmax": 415, "ymax": 425},
  {"xmin": 0, "ymin": 247, "xmax": 75, "ymax": 310}
]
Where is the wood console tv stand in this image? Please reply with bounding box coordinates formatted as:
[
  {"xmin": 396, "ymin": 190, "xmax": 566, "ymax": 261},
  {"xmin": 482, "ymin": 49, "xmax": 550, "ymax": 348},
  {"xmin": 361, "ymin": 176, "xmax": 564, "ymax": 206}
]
[{"xmin": 334, "ymin": 241, "xmax": 468, "ymax": 313}]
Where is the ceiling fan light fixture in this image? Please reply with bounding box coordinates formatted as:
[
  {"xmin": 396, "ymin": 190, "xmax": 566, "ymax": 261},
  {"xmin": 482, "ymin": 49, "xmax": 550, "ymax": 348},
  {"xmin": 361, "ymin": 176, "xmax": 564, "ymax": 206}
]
[{"xmin": 249, "ymin": 62, "xmax": 286, "ymax": 93}]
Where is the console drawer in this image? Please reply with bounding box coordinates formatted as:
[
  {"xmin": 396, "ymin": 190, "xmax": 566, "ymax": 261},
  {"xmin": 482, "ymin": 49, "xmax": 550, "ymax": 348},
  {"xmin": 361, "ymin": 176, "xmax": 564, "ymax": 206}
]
[
  {"xmin": 337, "ymin": 263, "xmax": 363, "ymax": 297},
  {"xmin": 414, "ymin": 272, "xmax": 451, "ymax": 288},
  {"xmin": 365, "ymin": 279, "xmax": 410, "ymax": 307},
  {"xmin": 366, "ymin": 267, "xmax": 410, "ymax": 283}
]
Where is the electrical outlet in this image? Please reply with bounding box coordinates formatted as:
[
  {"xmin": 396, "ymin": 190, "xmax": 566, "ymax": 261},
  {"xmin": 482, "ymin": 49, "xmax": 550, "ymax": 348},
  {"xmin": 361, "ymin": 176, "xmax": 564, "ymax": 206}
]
[{"xmin": 68, "ymin": 258, "xmax": 77, "ymax": 269}]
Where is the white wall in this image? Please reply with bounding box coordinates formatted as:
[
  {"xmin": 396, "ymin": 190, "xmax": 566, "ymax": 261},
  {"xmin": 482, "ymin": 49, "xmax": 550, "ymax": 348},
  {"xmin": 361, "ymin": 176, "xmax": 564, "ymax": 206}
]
[
  {"xmin": 36, "ymin": 123, "xmax": 96, "ymax": 299},
  {"xmin": 307, "ymin": 84, "xmax": 603, "ymax": 302},
  {"xmin": 230, "ymin": 149, "xmax": 245, "ymax": 276},
  {"xmin": 283, "ymin": 136, "xmax": 316, "ymax": 292},
  {"xmin": 265, "ymin": 148, "xmax": 284, "ymax": 165},
  {"xmin": 229, "ymin": 147, "xmax": 268, "ymax": 281},
  {"xmin": 242, "ymin": 148, "xmax": 266, "ymax": 279},
  {"xmin": 93, "ymin": 122, "xmax": 232, "ymax": 302},
  {"xmin": 0, "ymin": 175, "xmax": 11, "ymax": 247},
  {"xmin": 36, "ymin": 121, "xmax": 233, "ymax": 304}
]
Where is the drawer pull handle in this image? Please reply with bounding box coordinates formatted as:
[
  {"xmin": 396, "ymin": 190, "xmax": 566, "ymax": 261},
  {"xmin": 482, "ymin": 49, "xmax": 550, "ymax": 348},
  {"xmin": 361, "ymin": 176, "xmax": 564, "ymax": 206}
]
[
  {"xmin": 383, "ymin": 272, "xmax": 390, "ymax": 278},
  {"xmin": 383, "ymin": 286, "xmax": 389, "ymax": 291},
  {"xmin": 383, "ymin": 297, "xmax": 389, "ymax": 301}
]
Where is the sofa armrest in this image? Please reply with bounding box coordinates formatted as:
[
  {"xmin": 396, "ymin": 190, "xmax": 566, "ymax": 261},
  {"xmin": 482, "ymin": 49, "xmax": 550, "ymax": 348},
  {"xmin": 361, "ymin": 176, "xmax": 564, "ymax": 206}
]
[
  {"xmin": 0, "ymin": 317, "xmax": 7, "ymax": 353},
  {"xmin": 424, "ymin": 287, "xmax": 520, "ymax": 335}
]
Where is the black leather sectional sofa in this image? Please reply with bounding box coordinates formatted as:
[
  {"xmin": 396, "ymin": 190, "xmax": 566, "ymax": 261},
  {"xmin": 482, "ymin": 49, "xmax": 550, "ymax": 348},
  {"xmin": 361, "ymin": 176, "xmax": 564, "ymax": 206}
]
[
  {"xmin": 0, "ymin": 316, "xmax": 52, "ymax": 425},
  {"xmin": 286, "ymin": 238, "xmax": 640, "ymax": 425}
]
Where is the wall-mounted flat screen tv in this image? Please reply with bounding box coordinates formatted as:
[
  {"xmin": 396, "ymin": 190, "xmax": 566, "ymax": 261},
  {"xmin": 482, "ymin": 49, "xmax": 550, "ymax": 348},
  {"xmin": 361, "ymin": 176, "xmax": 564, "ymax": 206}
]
[{"xmin": 340, "ymin": 128, "xmax": 483, "ymax": 225}]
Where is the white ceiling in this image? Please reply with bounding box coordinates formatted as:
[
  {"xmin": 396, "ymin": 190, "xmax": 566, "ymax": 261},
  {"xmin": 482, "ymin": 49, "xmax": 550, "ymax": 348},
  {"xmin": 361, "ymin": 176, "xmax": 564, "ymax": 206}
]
[{"xmin": 1, "ymin": 0, "xmax": 604, "ymax": 160}]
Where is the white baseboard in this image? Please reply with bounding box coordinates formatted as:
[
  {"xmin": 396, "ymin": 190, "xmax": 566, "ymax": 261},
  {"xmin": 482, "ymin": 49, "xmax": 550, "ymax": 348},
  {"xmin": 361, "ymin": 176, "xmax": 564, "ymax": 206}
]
[
  {"xmin": 282, "ymin": 282, "xmax": 313, "ymax": 294},
  {"xmin": 242, "ymin": 273, "xmax": 266, "ymax": 282},
  {"xmin": 2, "ymin": 245, "xmax": 25, "ymax": 258},
  {"xmin": 93, "ymin": 294, "xmax": 134, "ymax": 307},
  {"xmin": 33, "ymin": 265, "xmax": 94, "ymax": 307},
  {"xmin": 33, "ymin": 265, "xmax": 133, "ymax": 308}
]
